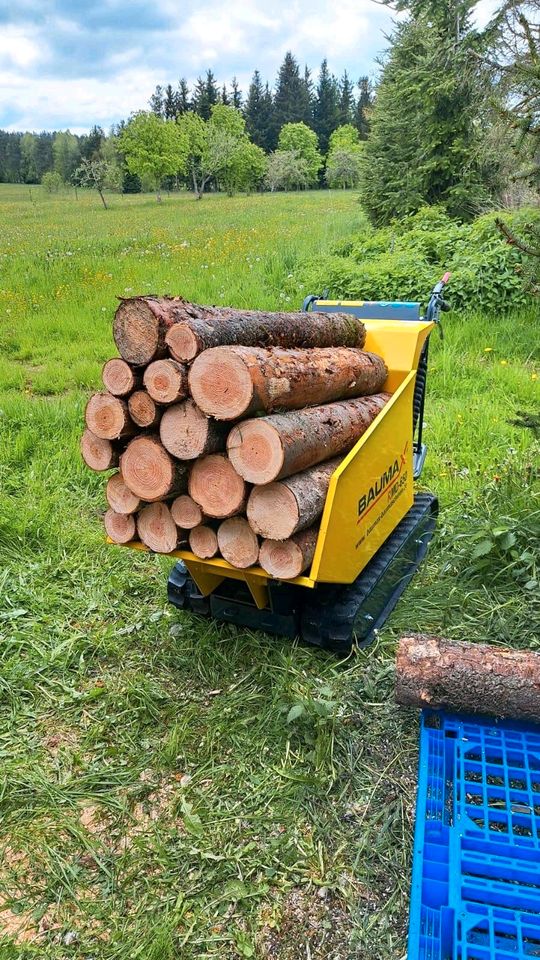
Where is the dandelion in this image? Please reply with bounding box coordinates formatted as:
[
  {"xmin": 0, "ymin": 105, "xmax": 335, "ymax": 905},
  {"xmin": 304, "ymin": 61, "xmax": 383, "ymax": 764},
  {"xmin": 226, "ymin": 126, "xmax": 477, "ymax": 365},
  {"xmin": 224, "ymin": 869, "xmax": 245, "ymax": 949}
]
[
  {"xmin": 484, "ymin": 347, "xmax": 493, "ymax": 352},
  {"xmin": 500, "ymin": 360, "xmax": 508, "ymax": 366},
  {"xmin": 532, "ymin": 373, "xmax": 538, "ymax": 381}
]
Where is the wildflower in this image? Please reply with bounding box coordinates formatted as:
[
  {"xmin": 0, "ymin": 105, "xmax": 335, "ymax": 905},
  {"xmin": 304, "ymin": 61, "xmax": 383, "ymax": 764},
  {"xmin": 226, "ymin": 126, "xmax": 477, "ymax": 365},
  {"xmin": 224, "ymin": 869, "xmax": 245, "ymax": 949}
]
[
  {"xmin": 532, "ymin": 373, "xmax": 538, "ymax": 381},
  {"xmin": 500, "ymin": 360, "xmax": 508, "ymax": 366},
  {"xmin": 483, "ymin": 347, "xmax": 493, "ymax": 352},
  {"xmin": 493, "ymin": 474, "xmax": 501, "ymax": 481}
]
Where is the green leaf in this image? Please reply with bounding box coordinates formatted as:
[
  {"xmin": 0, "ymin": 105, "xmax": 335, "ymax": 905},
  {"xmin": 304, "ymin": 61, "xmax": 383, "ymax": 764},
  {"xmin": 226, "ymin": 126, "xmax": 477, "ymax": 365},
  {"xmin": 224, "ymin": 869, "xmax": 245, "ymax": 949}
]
[
  {"xmin": 471, "ymin": 539, "xmax": 494, "ymax": 558},
  {"xmin": 499, "ymin": 531, "xmax": 517, "ymax": 550},
  {"xmin": 180, "ymin": 799, "xmax": 204, "ymax": 838},
  {"xmin": 286, "ymin": 704, "xmax": 305, "ymax": 723}
]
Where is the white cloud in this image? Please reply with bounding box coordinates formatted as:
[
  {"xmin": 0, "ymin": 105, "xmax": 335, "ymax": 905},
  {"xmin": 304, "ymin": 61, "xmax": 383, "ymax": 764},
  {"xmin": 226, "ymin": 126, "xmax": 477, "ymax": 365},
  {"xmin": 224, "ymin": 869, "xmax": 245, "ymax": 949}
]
[{"xmin": 0, "ymin": 25, "xmax": 43, "ymax": 68}]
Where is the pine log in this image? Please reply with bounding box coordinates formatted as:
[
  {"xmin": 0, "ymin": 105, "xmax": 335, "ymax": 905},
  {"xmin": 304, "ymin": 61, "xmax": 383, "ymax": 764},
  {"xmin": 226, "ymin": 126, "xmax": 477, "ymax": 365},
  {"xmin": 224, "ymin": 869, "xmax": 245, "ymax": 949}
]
[
  {"xmin": 143, "ymin": 359, "xmax": 188, "ymax": 405},
  {"xmin": 217, "ymin": 518, "xmax": 259, "ymax": 569},
  {"xmin": 189, "ymin": 454, "xmax": 246, "ymax": 518},
  {"xmin": 137, "ymin": 502, "xmax": 181, "ymax": 554},
  {"xmin": 120, "ymin": 435, "xmax": 188, "ymax": 502},
  {"xmin": 189, "ymin": 346, "xmax": 387, "ymax": 420},
  {"xmin": 104, "ymin": 509, "xmax": 136, "ymax": 544},
  {"xmin": 396, "ymin": 635, "xmax": 540, "ymax": 721},
  {"xmin": 102, "ymin": 358, "xmax": 140, "ymax": 397},
  {"xmin": 170, "ymin": 495, "xmax": 203, "ymax": 529},
  {"xmin": 160, "ymin": 399, "xmax": 229, "ymax": 460},
  {"xmin": 259, "ymin": 527, "xmax": 318, "ymax": 579},
  {"xmin": 128, "ymin": 390, "xmax": 161, "ymax": 429},
  {"xmin": 228, "ymin": 393, "xmax": 391, "ymax": 484},
  {"xmin": 189, "ymin": 524, "xmax": 219, "ymax": 559},
  {"xmin": 106, "ymin": 472, "xmax": 141, "ymax": 515},
  {"xmin": 81, "ymin": 429, "xmax": 120, "ymax": 471},
  {"xmin": 247, "ymin": 458, "xmax": 340, "ymax": 540},
  {"xmin": 85, "ymin": 393, "xmax": 135, "ymax": 440}
]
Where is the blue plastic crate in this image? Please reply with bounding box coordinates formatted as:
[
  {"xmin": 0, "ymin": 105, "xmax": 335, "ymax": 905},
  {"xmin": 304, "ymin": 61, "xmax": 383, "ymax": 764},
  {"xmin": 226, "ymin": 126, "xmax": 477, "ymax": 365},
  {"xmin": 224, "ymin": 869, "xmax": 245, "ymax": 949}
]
[{"xmin": 408, "ymin": 711, "xmax": 540, "ymax": 960}]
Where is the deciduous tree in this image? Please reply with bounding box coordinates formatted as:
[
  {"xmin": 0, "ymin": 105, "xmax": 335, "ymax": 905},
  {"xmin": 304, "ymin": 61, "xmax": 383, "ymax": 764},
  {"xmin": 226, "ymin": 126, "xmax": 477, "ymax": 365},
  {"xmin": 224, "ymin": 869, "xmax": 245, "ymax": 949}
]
[
  {"xmin": 278, "ymin": 122, "xmax": 322, "ymax": 184},
  {"xmin": 120, "ymin": 112, "xmax": 188, "ymax": 200}
]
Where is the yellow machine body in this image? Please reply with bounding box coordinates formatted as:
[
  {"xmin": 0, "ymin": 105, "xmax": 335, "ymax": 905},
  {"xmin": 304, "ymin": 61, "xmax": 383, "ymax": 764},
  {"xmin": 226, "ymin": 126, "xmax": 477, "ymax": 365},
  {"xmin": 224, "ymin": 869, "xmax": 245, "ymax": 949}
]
[{"xmin": 119, "ymin": 315, "xmax": 434, "ymax": 610}]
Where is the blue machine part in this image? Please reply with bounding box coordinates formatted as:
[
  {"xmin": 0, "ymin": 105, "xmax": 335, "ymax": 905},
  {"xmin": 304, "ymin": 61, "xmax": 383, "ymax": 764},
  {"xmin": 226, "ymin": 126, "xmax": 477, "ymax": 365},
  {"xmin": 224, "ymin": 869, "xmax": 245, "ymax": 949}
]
[
  {"xmin": 302, "ymin": 295, "xmax": 421, "ymax": 321},
  {"xmin": 408, "ymin": 710, "xmax": 540, "ymax": 960}
]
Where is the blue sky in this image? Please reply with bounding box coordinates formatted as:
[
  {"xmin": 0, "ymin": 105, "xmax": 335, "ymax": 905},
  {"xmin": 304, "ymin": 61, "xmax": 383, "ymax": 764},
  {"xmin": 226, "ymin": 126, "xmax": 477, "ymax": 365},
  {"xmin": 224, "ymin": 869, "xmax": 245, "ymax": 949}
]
[{"xmin": 0, "ymin": 0, "xmax": 500, "ymax": 133}]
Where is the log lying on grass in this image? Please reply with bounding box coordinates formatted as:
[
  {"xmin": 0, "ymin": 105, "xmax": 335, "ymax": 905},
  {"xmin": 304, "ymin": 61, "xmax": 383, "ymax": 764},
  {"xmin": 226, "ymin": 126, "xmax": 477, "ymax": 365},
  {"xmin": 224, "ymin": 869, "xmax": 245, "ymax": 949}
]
[
  {"xmin": 189, "ymin": 524, "xmax": 219, "ymax": 559},
  {"xmin": 143, "ymin": 359, "xmax": 188, "ymax": 405},
  {"xmin": 127, "ymin": 390, "xmax": 161, "ymax": 429},
  {"xmin": 102, "ymin": 358, "xmax": 141, "ymax": 397},
  {"xmin": 228, "ymin": 393, "xmax": 390, "ymax": 484},
  {"xmin": 137, "ymin": 502, "xmax": 181, "ymax": 554},
  {"xmin": 259, "ymin": 527, "xmax": 318, "ymax": 579},
  {"xmin": 104, "ymin": 509, "xmax": 136, "ymax": 544},
  {"xmin": 113, "ymin": 296, "xmax": 366, "ymax": 366},
  {"xmin": 170, "ymin": 494, "xmax": 203, "ymax": 529},
  {"xmin": 247, "ymin": 458, "xmax": 340, "ymax": 540},
  {"xmin": 218, "ymin": 517, "xmax": 259, "ymax": 569},
  {"xmin": 189, "ymin": 454, "xmax": 246, "ymax": 519},
  {"xmin": 85, "ymin": 393, "xmax": 135, "ymax": 440},
  {"xmin": 120, "ymin": 436, "xmax": 188, "ymax": 502},
  {"xmin": 81, "ymin": 429, "xmax": 120, "ymax": 471},
  {"xmin": 106, "ymin": 472, "xmax": 141, "ymax": 514},
  {"xmin": 189, "ymin": 346, "xmax": 387, "ymax": 420},
  {"xmin": 395, "ymin": 634, "xmax": 540, "ymax": 722},
  {"xmin": 160, "ymin": 399, "xmax": 228, "ymax": 460}
]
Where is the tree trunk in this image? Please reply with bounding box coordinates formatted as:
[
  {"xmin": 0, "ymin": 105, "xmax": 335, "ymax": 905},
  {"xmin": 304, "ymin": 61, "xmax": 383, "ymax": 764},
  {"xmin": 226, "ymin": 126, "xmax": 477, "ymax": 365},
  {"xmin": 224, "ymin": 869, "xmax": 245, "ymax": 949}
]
[
  {"xmin": 85, "ymin": 393, "xmax": 135, "ymax": 440},
  {"xmin": 120, "ymin": 435, "xmax": 189, "ymax": 502},
  {"xmin": 189, "ymin": 524, "xmax": 219, "ymax": 559},
  {"xmin": 102, "ymin": 358, "xmax": 141, "ymax": 397},
  {"xmin": 143, "ymin": 359, "xmax": 189, "ymax": 404},
  {"xmin": 170, "ymin": 495, "xmax": 203, "ymax": 530},
  {"xmin": 247, "ymin": 458, "xmax": 340, "ymax": 539},
  {"xmin": 227, "ymin": 393, "xmax": 391, "ymax": 484},
  {"xmin": 127, "ymin": 390, "xmax": 161, "ymax": 429},
  {"xmin": 159, "ymin": 399, "xmax": 229, "ymax": 460},
  {"xmin": 259, "ymin": 526, "xmax": 318, "ymax": 579},
  {"xmin": 113, "ymin": 296, "xmax": 366, "ymax": 366},
  {"xmin": 104, "ymin": 509, "xmax": 136, "ymax": 544},
  {"xmin": 137, "ymin": 502, "xmax": 181, "ymax": 554},
  {"xmin": 188, "ymin": 454, "xmax": 246, "ymax": 518},
  {"xmin": 98, "ymin": 188, "xmax": 108, "ymax": 210},
  {"xmin": 395, "ymin": 634, "xmax": 540, "ymax": 722},
  {"xmin": 189, "ymin": 346, "xmax": 387, "ymax": 420},
  {"xmin": 106, "ymin": 472, "xmax": 141, "ymax": 515},
  {"xmin": 217, "ymin": 517, "xmax": 259, "ymax": 569},
  {"xmin": 80, "ymin": 429, "xmax": 120, "ymax": 471}
]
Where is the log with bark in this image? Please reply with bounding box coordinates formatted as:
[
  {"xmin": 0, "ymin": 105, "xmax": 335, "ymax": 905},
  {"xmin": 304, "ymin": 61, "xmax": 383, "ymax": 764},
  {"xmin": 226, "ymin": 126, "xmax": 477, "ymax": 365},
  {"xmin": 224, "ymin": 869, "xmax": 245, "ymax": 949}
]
[
  {"xmin": 81, "ymin": 429, "xmax": 120, "ymax": 471},
  {"xmin": 104, "ymin": 509, "xmax": 136, "ymax": 544},
  {"xmin": 106, "ymin": 472, "xmax": 141, "ymax": 514},
  {"xmin": 85, "ymin": 393, "xmax": 135, "ymax": 440},
  {"xmin": 227, "ymin": 393, "xmax": 391, "ymax": 484},
  {"xmin": 143, "ymin": 359, "xmax": 188, "ymax": 405},
  {"xmin": 170, "ymin": 494, "xmax": 203, "ymax": 529},
  {"xmin": 127, "ymin": 390, "xmax": 161, "ymax": 429},
  {"xmin": 160, "ymin": 399, "xmax": 229, "ymax": 460},
  {"xmin": 189, "ymin": 524, "xmax": 219, "ymax": 559},
  {"xmin": 137, "ymin": 502, "xmax": 182, "ymax": 554},
  {"xmin": 189, "ymin": 346, "xmax": 387, "ymax": 420},
  {"xmin": 258, "ymin": 527, "xmax": 318, "ymax": 579},
  {"xmin": 189, "ymin": 454, "xmax": 246, "ymax": 518},
  {"xmin": 113, "ymin": 296, "xmax": 366, "ymax": 366},
  {"xmin": 247, "ymin": 458, "xmax": 340, "ymax": 540},
  {"xmin": 120, "ymin": 435, "xmax": 188, "ymax": 502},
  {"xmin": 217, "ymin": 517, "xmax": 259, "ymax": 569},
  {"xmin": 102, "ymin": 358, "xmax": 141, "ymax": 397},
  {"xmin": 395, "ymin": 634, "xmax": 540, "ymax": 722}
]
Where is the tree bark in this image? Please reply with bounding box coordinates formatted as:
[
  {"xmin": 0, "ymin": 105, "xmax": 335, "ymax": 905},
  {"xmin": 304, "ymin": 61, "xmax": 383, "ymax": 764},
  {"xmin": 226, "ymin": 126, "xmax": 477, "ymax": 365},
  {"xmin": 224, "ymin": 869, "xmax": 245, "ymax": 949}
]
[
  {"xmin": 188, "ymin": 524, "xmax": 219, "ymax": 559},
  {"xmin": 80, "ymin": 429, "xmax": 120, "ymax": 471},
  {"xmin": 104, "ymin": 509, "xmax": 136, "ymax": 544},
  {"xmin": 395, "ymin": 634, "xmax": 540, "ymax": 722},
  {"xmin": 137, "ymin": 502, "xmax": 182, "ymax": 554},
  {"xmin": 143, "ymin": 359, "xmax": 189, "ymax": 405},
  {"xmin": 189, "ymin": 454, "xmax": 246, "ymax": 518},
  {"xmin": 247, "ymin": 458, "xmax": 340, "ymax": 539},
  {"xmin": 112, "ymin": 296, "xmax": 366, "ymax": 366},
  {"xmin": 189, "ymin": 346, "xmax": 387, "ymax": 420},
  {"xmin": 259, "ymin": 527, "xmax": 318, "ymax": 579},
  {"xmin": 102, "ymin": 358, "xmax": 141, "ymax": 397},
  {"xmin": 160, "ymin": 399, "xmax": 229, "ymax": 460},
  {"xmin": 106, "ymin": 472, "xmax": 141, "ymax": 515},
  {"xmin": 120, "ymin": 435, "xmax": 189, "ymax": 502},
  {"xmin": 85, "ymin": 393, "xmax": 135, "ymax": 440},
  {"xmin": 170, "ymin": 495, "xmax": 203, "ymax": 530},
  {"xmin": 217, "ymin": 517, "xmax": 259, "ymax": 569},
  {"xmin": 227, "ymin": 393, "xmax": 391, "ymax": 484},
  {"xmin": 127, "ymin": 390, "xmax": 161, "ymax": 429}
]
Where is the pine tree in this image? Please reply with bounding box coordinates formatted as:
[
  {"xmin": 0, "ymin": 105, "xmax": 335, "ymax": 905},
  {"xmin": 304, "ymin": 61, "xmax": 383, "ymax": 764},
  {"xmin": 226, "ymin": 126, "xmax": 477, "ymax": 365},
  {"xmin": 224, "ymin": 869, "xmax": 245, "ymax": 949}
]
[
  {"xmin": 245, "ymin": 71, "xmax": 274, "ymax": 152},
  {"xmin": 221, "ymin": 84, "xmax": 230, "ymax": 105},
  {"xmin": 192, "ymin": 70, "xmax": 219, "ymax": 120},
  {"xmin": 80, "ymin": 125, "xmax": 105, "ymax": 161},
  {"xmin": 164, "ymin": 84, "xmax": 179, "ymax": 120},
  {"xmin": 339, "ymin": 71, "xmax": 355, "ymax": 126},
  {"xmin": 301, "ymin": 66, "xmax": 315, "ymax": 126},
  {"xmin": 177, "ymin": 79, "xmax": 190, "ymax": 115},
  {"xmin": 354, "ymin": 77, "xmax": 373, "ymax": 140},
  {"xmin": 149, "ymin": 85, "xmax": 164, "ymax": 117},
  {"xmin": 231, "ymin": 77, "xmax": 243, "ymax": 110},
  {"xmin": 271, "ymin": 52, "xmax": 309, "ymax": 148},
  {"xmin": 313, "ymin": 59, "xmax": 340, "ymax": 154}
]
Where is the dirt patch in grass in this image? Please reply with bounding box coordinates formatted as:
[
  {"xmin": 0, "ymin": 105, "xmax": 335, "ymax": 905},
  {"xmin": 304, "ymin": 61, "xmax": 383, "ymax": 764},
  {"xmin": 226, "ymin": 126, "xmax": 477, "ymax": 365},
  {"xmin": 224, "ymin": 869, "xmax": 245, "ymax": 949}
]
[{"xmin": 258, "ymin": 887, "xmax": 353, "ymax": 960}]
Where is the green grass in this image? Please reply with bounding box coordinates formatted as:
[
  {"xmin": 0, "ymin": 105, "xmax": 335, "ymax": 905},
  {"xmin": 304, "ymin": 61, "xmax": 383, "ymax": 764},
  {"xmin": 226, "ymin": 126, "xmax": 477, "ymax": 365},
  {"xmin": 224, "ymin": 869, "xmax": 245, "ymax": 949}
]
[{"xmin": 0, "ymin": 183, "xmax": 538, "ymax": 959}]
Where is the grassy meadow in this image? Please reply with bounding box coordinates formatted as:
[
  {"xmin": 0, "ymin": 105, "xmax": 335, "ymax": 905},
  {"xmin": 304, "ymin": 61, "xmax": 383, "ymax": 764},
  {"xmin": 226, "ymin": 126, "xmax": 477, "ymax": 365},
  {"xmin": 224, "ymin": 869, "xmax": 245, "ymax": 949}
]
[{"xmin": 0, "ymin": 183, "xmax": 538, "ymax": 959}]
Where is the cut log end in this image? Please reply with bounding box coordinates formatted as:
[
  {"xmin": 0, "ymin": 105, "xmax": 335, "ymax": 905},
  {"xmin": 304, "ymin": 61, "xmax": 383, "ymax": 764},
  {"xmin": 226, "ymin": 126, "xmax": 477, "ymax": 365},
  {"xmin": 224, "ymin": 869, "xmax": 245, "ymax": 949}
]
[
  {"xmin": 189, "ymin": 524, "xmax": 219, "ymax": 559},
  {"xmin": 165, "ymin": 323, "xmax": 199, "ymax": 362},
  {"xmin": 189, "ymin": 454, "xmax": 246, "ymax": 519},
  {"xmin": 113, "ymin": 299, "xmax": 161, "ymax": 366},
  {"xmin": 128, "ymin": 390, "xmax": 160, "ymax": 429},
  {"xmin": 227, "ymin": 420, "xmax": 283, "ymax": 484},
  {"xmin": 143, "ymin": 359, "xmax": 188, "ymax": 405},
  {"xmin": 189, "ymin": 348, "xmax": 254, "ymax": 420},
  {"xmin": 160, "ymin": 399, "xmax": 226, "ymax": 460},
  {"xmin": 80, "ymin": 429, "xmax": 118, "ymax": 471},
  {"xmin": 104, "ymin": 509, "xmax": 136, "ymax": 544},
  {"xmin": 137, "ymin": 502, "xmax": 180, "ymax": 554},
  {"xmin": 217, "ymin": 518, "xmax": 259, "ymax": 569},
  {"xmin": 247, "ymin": 483, "xmax": 299, "ymax": 540},
  {"xmin": 170, "ymin": 495, "xmax": 203, "ymax": 529},
  {"xmin": 120, "ymin": 436, "xmax": 185, "ymax": 502},
  {"xmin": 102, "ymin": 358, "xmax": 138, "ymax": 397},
  {"xmin": 85, "ymin": 393, "xmax": 133, "ymax": 440},
  {"xmin": 259, "ymin": 527, "xmax": 318, "ymax": 579},
  {"xmin": 106, "ymin": 472, "xmax": 141, "ymax": 515}
]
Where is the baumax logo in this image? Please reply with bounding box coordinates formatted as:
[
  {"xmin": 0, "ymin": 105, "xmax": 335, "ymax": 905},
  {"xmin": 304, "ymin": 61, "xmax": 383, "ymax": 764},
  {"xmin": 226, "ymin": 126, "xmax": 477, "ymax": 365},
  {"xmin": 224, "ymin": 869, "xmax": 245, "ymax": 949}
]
[{"xmin": 357, "ymin": 442, "xmax": 408, "ymax": 522}]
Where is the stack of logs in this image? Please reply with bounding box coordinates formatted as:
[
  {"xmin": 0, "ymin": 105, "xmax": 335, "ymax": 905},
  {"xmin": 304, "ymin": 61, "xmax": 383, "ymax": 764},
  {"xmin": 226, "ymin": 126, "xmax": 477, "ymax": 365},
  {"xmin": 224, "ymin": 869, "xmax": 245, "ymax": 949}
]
[{"xmin": 81, "ymin": 296, "xmax": 391, "ymax": 580}]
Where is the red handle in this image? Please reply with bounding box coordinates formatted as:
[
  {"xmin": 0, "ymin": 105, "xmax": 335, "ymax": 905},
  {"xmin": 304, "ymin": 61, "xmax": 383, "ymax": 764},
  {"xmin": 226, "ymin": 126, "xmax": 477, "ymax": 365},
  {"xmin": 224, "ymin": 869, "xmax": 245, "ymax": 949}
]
[{"xmin": 441, "ymin": 271, "xmax": 451, "ymax": 285}]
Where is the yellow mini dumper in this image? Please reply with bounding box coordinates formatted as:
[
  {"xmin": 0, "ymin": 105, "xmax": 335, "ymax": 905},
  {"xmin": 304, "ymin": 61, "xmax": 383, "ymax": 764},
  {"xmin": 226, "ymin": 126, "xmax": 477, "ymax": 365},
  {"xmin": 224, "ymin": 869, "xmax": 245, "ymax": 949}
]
[{"xmin": 137, "ymin": 276, "xmax": 449, "ymax": 654}]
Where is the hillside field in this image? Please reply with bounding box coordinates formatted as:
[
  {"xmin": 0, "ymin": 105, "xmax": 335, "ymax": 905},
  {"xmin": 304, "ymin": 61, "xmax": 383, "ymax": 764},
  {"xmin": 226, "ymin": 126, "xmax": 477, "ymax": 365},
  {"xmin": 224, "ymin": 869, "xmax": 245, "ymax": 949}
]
[{"xmin": 0, "ymin": 184, "xmax": 538, "ymax": 959}]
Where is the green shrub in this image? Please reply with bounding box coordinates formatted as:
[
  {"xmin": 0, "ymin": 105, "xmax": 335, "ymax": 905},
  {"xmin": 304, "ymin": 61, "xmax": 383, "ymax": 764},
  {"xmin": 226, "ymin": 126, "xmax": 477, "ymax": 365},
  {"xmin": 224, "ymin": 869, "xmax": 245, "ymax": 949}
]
[{"xmin": 296, "ymin": 206, "xmax": 540, "ymax": 312}]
